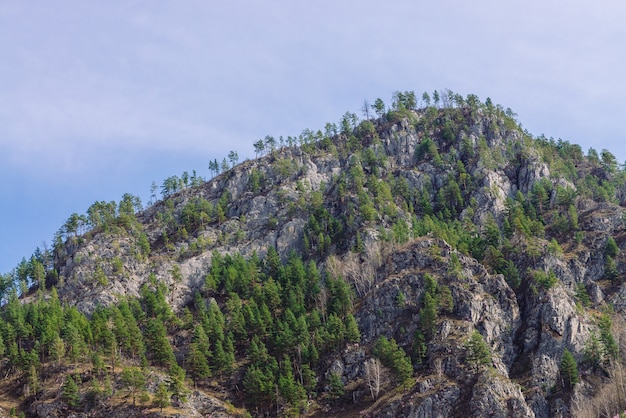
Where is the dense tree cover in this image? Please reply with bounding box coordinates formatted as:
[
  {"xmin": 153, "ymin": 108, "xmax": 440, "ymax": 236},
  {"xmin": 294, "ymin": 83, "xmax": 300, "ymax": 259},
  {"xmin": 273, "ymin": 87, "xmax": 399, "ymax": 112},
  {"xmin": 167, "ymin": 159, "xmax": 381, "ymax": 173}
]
[{"xmin": 0, "ymin": 247, "xmax": 365, "ymax": 413}]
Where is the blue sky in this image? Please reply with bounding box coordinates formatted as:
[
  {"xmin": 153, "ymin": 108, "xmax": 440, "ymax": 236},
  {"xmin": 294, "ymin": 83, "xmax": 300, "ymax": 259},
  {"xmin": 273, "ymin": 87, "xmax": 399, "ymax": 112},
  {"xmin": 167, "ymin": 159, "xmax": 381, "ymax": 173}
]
[{"xmin": 1, "ymin": 0, "xmax": 625, "ymax": 274}]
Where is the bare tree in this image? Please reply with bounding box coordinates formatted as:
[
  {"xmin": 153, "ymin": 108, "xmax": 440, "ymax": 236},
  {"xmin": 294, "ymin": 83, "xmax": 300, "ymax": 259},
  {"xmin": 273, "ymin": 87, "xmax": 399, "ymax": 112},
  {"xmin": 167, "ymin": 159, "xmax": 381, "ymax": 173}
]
[
  {"xmin": 315, "ymin": 286, "xmax": 328, "ymax": 322},
  {"xmin": 433, "ymin": 357, "xmax": 444, "ymax": 381},
  {"xmin": 365, "ymin": 358, "xmax": 382, "ymax": 401},
  {"xmin": 326, "ymin": 241, "xmax": 383, "ymax": 298},
  {"xmin": 572, "ymin": 314, "xmax": 626, "ymax": 418},
  {"xmin": 361, "ymin": 99, "xmax": 371, "ymax": 120}
]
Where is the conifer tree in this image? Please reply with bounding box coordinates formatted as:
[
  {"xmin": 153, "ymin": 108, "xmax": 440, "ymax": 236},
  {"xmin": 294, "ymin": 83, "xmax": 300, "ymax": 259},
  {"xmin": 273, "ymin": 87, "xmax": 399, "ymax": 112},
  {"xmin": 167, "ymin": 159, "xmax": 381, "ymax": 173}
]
[
  {"xmin": 606, "ymin": 236, "xmax": 619, "ymax": 258},
  {"xmin": 167, "ymin": 364, "xmax": 190, "ymax": 402},
  {"xmin": 328, "ymin": 372, "xmax": 345, "ymax": 399},
  {"xmin": 187, "ymin": 342, "xmax": 211, "ymax": 385},
  {"xmin": 204, "ymin": 301, "xmax": 225, "ymax": 343},
  {"xmin": 223, "ymin": 332, "xmax": 236, "ymax": 373},
  {"xmin": 412, "ymin": 330, "xmax": 427, "ymax": 365},
  {"xmin": 278, "ymin": 355, "xmax": 304, "ymax": 405},
  {"xmin": 120, "ymin": 302, "xmax": 145, "ymax": 358},
  {"xmin": 144, "ymin": 318, "xmax": 175, "ymax": 368},
  {"xmin": 121, "ymin": 367, "xmax": 146, "ymax": 406},
  {"xmin": 212, "ymin": 338, "xmax": 229, "ymax": 375},
  {"xmin": 420, "ymin": 292, "xmax": 438, "ymax": 339},
  {"xmin": 154, "ymin": 382, "xmax": 171, "ymax": 412},
  {"xmin": 559, "ymin": 349, "xmax": 578, "ymax": 389},
  {"xmin": 63, "ymin": 374, "xmax": 80, "ymax": 407},
  {"xmin": 50, "ymin": 335, "xmax": 65, "ymax": 369},
  {"xmin": 243, "ymin": 364, "xmax": 275, "ymax": 408},
  {"xmin": 192, "ymin": 324, "xmax": 211, "ymax": 356},
  {"xmin": 598, "ymin": 313, "xmax": 619, "ymax": 360},
  {"xmin": 465, "ymin": 331, "xmax": 491, "ymax": 368},
  {"xmin": 345, "ymin": 313, "xmax": 360, "ymax": 343},
  {"xmin": 27, "ymin": 365, "xmax": 40, "ymax": 399}
]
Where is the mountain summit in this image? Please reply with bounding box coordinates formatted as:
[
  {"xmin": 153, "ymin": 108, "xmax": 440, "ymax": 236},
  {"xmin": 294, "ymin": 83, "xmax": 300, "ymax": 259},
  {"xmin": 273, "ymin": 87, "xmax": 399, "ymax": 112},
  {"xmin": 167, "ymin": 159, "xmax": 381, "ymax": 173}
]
[{"xmin": 3, "ymin": 92, "xmax": 626, "ymax": 417}]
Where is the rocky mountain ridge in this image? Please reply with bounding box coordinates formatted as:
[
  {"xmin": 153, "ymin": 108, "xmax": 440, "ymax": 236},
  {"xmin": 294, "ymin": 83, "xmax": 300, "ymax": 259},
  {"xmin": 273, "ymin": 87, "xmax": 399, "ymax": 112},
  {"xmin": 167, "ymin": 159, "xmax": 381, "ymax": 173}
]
[{"xmin": 5, "ymin": 97, "xmax": 626, "ymax": 417}]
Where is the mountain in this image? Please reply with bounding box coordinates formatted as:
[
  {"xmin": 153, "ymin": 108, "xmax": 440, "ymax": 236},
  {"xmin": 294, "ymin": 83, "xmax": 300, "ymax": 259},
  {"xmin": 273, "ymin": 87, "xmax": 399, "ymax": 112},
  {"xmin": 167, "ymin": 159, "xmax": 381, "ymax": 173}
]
[{"xmin": 2, "ymin": 92, "xmax": 625, "ymax": 417}]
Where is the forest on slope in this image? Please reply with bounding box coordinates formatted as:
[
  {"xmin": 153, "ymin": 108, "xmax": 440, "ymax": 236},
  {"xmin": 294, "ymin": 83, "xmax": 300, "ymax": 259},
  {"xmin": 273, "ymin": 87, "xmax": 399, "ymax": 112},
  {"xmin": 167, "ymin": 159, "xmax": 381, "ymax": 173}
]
[{"xmin": 1, "ymin": 90, "xmax": 626, "ymax": 417}]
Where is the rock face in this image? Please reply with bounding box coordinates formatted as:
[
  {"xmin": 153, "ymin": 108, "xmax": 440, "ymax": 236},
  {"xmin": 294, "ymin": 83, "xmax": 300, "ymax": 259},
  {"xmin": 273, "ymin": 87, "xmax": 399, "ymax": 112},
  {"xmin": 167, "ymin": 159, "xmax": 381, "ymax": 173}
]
[
  {"xmin": 45, "ymin": 105, "xmax": 626, "ymax": 417},
  {"xmin": 27, "ymin": 389, "xmax": 236, "ymax": 418},
  {"xmin": 350, "ymin": 238, "xmax": 532, "ymax": 416}
]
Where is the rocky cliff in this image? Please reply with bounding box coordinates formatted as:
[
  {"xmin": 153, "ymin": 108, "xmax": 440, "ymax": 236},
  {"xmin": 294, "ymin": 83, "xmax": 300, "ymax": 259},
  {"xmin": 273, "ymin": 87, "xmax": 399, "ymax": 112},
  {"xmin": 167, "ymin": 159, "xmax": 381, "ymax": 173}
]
[{"xmin": 7, "ymin": 98, "xmax": 626, "ymax": 417}]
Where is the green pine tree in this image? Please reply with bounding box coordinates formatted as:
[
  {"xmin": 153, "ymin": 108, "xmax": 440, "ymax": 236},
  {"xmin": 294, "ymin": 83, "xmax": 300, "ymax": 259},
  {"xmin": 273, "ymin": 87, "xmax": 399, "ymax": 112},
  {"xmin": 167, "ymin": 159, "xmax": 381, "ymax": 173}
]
[
  {"xmin": 278, "ymin": 355, "xmax": 304, "ymax": 405},
  {"xmin": 121, "ymin": 367, "xmax": 146, "ymax": 406},
  {"xmin": 63, "ymin": 374, "xmax": 80, "ymax": 407},
  {"xmin": 345, "ymin": 313, "xmax": 361, "ymax": 343},
  {"xmin": 465, "ymin": 331, "xmax": 491, "ymax": 368},
  {"xmin": 328, "ymin": 372, "xmax": 345, "ymax": 399},
  {"xmin": 243, "ymin": 364, "xmax": 276, "ymax": 407},
  {"xmin": 188, "ymin": 342, "xmax": 211, "ymax": 385},
  {"xmin": 153, "ymin": 382, "xmax": 171, "ymax": 412},
  {"xmin": 144, "ymin": 318, "xmax": 175, "ymax": 367},
  {"xmin": 420, "ymin": 292, "xmax": 438, "ymax": 339},
  {"xmin": 559, "ymin": 349, "xmax": 579, "ymax": 389},
  {"xmin": 167, "ymin": 364, "xmax": 190, "ymax": 402}
]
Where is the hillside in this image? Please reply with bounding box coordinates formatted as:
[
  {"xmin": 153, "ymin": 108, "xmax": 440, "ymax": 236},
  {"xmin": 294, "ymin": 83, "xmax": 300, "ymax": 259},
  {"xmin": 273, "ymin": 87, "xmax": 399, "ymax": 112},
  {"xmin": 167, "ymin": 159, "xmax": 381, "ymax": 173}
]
[{"xmin": 2, "ymin": 91, "xmax": 626, "ymax": 417}]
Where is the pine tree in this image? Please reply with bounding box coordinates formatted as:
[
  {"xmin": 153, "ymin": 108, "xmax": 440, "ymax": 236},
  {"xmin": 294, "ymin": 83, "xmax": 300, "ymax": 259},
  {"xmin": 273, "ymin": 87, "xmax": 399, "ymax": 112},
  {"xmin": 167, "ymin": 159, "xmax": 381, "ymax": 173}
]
[
  {"xmin": 91, "ymin": 352, "xmax": 105, "ymax": 377},
  {"xmin": 103, "ymin": 372, "xmax": 113, "ymax": 397},
  {"xmin": 598, "ymin": 313, "xmax": 619, "ymax": 360},
  {"xmin": 420, "ymin": 292, "xmax": 438, "ymax": 339},
  {"xmin": 328, "ymin": 372, "xmax": 345, "ymax": 399},
  {"xmin": 27, "ymin": 365, "xmax": 40, "ymax": 399},
  {"xmin": 465, "ymin": 331, "xmax": 491, "ymax": 368},
  {"xmin": 345, "ymin": 313, "xmax": 360, "ymax": 343},
  {"xmin": 437, "ymin": 285, "xmax": 454, "ymax": 314},
  {"xmin": 167, "ymin": 364, "xmax": 190, "ymax": 402},
  {"xmin": 121, "ymin": 367, "xmax": 146, "ymax": 406},
  {"xmin": 204, "ymin": 301, "xmax": 225, "ymax": 343},
  {"xmin": 212, "ymin": 339, "xmax": 228, "ymax": 375},
  {"xmin": 188, "ymin": 343, "xmax": 211, "ymax": 385},
  {"xmin": 243, "ymin": 364, "xmax": 275, "ymax": 407},
  {"xmin": 373, "ymin": 336, "xmax": 413, "ymax": 385},
  {"xmin": 223, "ymin": 332, "xmax": 235, "ymax": 373},
  {"xmin": 584, "ymin": 333, "xmax": 602, "ymax": 370},
  {"xmin": 192, "ymin": 324, "xmax": 211, "ymax": 357},
  {"xmin": 606, "ymin": 236, "xmax": 619, "ymax": 258},
  {"xmin": 87, "ymin": 375, "xmax": 103, "ymax": 402},
  {"xmin": 325, "ymin": 313, "xmax": 346, "ymax": 346},
  {"xmin": 154, "ymin": 382, "xmax": 171, "ymax": 412},
  {"xmin": 50, "ymin": 335, "xmax": 65, "ymax": 369},
  {"xmin": 559, "ymin": 349, "xmax": 578, "ymax": 389},
  {"xmin": 278, "ymin": 355, "xmax": 303, "ymax": 405},
  {"xmin": 63, "ymin": 374, "xmax": 80, "ymax": 407},
  {"xmin": 121, "ymin": 302, "xmax": 146, "ymax": 358},
  {"xmin": 144, "ymin": 318, "xmax": 175, "ymax": 367},
  {"xmin": 412, "ymin": 330, "xmax": 427, "ymax": 365},
  {"xmin": 62, "ymin": 323, "xmax": 86, "ymax": 364}
]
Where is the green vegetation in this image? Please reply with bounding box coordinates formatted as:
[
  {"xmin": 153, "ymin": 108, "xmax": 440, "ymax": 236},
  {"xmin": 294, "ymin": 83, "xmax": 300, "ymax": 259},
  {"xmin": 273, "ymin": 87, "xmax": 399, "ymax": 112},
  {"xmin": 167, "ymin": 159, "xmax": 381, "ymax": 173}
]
[
  {"xmin": 0, "ymin": 247, "xmax": 369, "ymax": 413},
  {"xmin": 559, "ymin": 349, "xmax": 579, "ymax": 389},
  {"xmin": 531, "ymin": 269, "xmax": 559, "ymax": 290},
  {"xmin": 373, "ymin": 336, "xmax": 414, "ymax": 386},
  {"xmin": 465, "ymin": 331, "xmax": 491, "ymax": 368},
  {"xmin": 3, "ymin": 89, "xmax": 626, "ymax": 415},
  {"xmin": 63, "ymin": 374, "xmax": 80, "ymax": 407}
]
